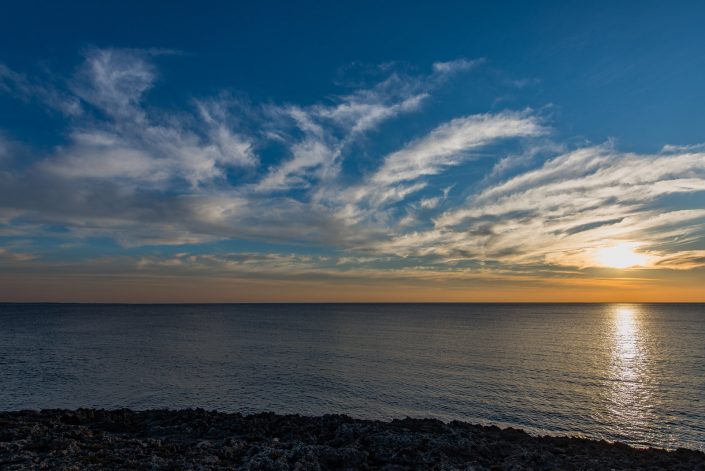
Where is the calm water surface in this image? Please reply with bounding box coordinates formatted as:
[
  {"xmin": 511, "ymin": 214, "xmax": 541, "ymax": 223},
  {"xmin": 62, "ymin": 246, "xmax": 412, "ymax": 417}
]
[{"xmin": 1, "ymin": 303, "xmax": 704, "ymax": 451}]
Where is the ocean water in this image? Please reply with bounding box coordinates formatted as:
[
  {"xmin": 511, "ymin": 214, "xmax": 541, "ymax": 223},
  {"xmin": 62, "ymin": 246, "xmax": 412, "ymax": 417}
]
[{"xmin": 1, "ymin": 303, "xmax": 703, "ymax": 451}]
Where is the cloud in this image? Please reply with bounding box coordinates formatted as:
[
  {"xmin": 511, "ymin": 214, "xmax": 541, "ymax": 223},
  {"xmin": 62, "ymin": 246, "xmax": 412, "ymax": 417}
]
[
  {"xmin": 0, "ymin": 134, "xmax": 11, "ymax": 162},
  {"xmin": 0, "ymin": 62, "xmax": 82, "ymax": 116},
  {"xmin": 71, "ymin": 48, "xmax": 156, "ymax": 119},
  {"xmin": 661, "ymin": 142, "xmax": 705, "ymax": 153},
  {"xmin": 329, "ymin": 112, "xmax": 545, "ymax": 229},
  {"xmin": 0, "ymin": 247, "xmax": 36, "ymax": 262},
  {"xmin": 432, "ymin": 58, "xmax": 485, "ymax": 74},
  {"xmin": 0, "ymin": 47, "xmax": 703, "ymax": 297},
  {"xmin": 652, "ymin": 250, "xmax": 705, "ymax": 270},
  {"xmin": 0, "ymin": 63, "xmax": 29, "ymax": 96},
  {"xmin": 254, "ymin": 60, "xmax": 494, "ymax": 195},
  {"xmin": 369, "ymin": 144, "xmax": 705, "ymax": 271},
  {"xmin": 39, "ymin": 123, "xmax": 255, "ymax": 186},
  {"xmin": 21, "ymin": 49, "xmax": 257, "ymax": 187},
  {"xmin": 370, "ymin": 112, "xmax": 545, "ymax": 186},
  {"xmin": 254, "ymin": 72, "xmax": 433, "ymax": 193}
]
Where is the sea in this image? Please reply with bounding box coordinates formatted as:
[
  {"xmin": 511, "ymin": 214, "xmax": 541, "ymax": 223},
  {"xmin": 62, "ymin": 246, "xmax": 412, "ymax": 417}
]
[{"xmin": 1, "ymin": 303, "xmax": 703, "ymax": 451}]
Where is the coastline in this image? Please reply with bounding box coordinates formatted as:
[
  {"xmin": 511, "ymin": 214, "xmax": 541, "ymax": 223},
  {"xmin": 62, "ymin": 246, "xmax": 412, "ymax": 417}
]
[{"xmin": 1, "ymin": 409, "xmax": 703, "ymax": 470}]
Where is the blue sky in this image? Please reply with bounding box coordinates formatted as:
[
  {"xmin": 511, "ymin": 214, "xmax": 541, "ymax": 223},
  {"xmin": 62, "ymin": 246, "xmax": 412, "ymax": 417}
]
[{"xmin": 1, "ymin": 1, "xmax": 704, "ymax": 301}]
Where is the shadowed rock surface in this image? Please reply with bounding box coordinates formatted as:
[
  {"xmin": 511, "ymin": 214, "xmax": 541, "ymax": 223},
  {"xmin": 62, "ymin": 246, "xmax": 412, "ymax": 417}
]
[{"xmin": 0, "ymin": 409, "xmax": 703, "ymax": 470}]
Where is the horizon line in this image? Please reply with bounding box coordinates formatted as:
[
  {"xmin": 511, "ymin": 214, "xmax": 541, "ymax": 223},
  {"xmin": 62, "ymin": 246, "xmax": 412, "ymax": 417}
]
[{"xmin": 2, "ymin": 301, "xmax": 704, "ymax": 305}]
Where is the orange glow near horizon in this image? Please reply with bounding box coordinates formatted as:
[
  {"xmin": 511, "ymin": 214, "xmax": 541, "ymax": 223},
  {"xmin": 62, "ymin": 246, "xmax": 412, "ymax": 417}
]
[{"xmin": 0, "ymin": 271, "xmax": 703, "ymax": 303}]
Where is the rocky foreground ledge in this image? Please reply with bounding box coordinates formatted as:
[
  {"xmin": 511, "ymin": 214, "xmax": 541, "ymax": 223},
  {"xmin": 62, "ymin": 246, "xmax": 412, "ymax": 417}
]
[{"xmin": 0, "ymin": 409, "xmax": 703, "ymax": 470}]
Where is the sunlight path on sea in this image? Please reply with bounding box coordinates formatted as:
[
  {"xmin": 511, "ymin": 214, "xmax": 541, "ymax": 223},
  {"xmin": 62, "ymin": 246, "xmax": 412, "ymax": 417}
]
[{"xmin": 606, "ymin": 304, "xmax": 659, "ymax": 447}]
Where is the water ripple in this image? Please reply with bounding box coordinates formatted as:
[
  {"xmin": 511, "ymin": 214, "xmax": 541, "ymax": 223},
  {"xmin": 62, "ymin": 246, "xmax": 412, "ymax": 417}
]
[{"xmin": 0, "ymin": 303, "xmax": 703, "ymax": 451}]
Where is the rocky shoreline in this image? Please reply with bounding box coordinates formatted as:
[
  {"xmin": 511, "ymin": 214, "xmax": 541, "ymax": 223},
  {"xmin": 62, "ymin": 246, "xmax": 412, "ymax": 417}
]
[{"xmin": 0, "ymin": 409, "xmax": 703, "ymax": 470}]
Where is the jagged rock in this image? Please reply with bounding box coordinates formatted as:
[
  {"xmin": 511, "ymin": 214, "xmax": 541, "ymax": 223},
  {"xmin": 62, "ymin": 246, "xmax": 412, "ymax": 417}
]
[{"xmin": 0, "ymin": 409, "xmax": 702, "ymax": 470}]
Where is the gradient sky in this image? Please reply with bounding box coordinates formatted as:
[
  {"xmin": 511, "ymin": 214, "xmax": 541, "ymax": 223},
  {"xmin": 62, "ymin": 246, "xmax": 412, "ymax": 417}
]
[{"xmin": 1, "ymin": 0, "xmax": 704, "ymax": 302}]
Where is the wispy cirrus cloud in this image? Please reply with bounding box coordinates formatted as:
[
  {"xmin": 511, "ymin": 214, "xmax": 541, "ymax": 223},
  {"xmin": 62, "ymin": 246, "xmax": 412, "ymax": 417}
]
[
  {"xmin": 0, "ymin": 48, "xmax": 704, "ymax": 301},
  {"xmin": 0, "ymin": 247, "xmax": 37, "ymax": 262},
  {"xmin": 370, "ymin": 144, "xmax": 705, "ymax": 271},
  {"xmin": 34, "ymin": 49, "xmax": 256, "ymax": 187},
  {"xmin": 432, "ymin": 58, "xmax": 485, "ymax": 74},
  {"xmin": 254, "ymin": 61, "xmax": 477, "ymax": 193},
  {"xmin": 371, "ymin": 112, "xmax": 544, "ymax": 187},
  {"xmin": 652, "ymin": 250, "xmax": 705, "ymax": 270},
  {"xmin": 70, "ymin": 48, "xmax": 157, "ymax": 119},
  {"xmin": 0, "ymin": 62, "xmax": 83, "ymax": 116},
  {"xmin": 332, "ymin": 111, "xmax": 546, "ymax": 228}
]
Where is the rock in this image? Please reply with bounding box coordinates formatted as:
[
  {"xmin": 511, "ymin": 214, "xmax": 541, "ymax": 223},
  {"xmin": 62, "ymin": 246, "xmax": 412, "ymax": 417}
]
[{"xmin": 0, "ymin": 409, "xmax": 702, "ymax": 470}]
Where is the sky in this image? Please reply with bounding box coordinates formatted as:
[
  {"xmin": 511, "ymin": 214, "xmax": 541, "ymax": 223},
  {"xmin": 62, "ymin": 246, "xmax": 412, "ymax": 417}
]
[{"xmin": 1, "ymin": 0, "xmax": 704, "ymax": 302}]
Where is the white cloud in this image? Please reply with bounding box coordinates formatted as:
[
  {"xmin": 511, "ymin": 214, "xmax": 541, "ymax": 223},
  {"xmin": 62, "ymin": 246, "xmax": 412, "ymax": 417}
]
[
  {"xmin": 370, "ymin": 111, "xmax": 545, "ymax": 186},
  {"xmin": 32, "ymin": 49, "xmax": 256, "ymax": 187},
  {"xmin": 419, "ymin": 196, "xmax": 441, "ymax": 209},
  {"xmin": 0, "ymin": 62, "xmax": 82, "ymax": 116},
  {"xmin": 367, "ymin": 145, "xmax": 705, "ymax": 271},
  {"xmin": 71, "ymin": 48, "xmax": 156, "ymax": 119},
  {"xmin": 39, "ymin": 124, "xmax": 255, "ymax": 187},
  {"xmin": 1, "ymin": 49, "xmax": 704, "ymax": 283},
  {"xmin": 255, "ymin": 74, "xmax": 431, "ymax": 193},
  {"xmin": 661, "ymin": 142, "xmax": 705, "ymax": 153},
  {"xmin": 432, "ymin": 58, "xmax": 485, "ymax": 74},
  {"xmin": 330, "ymin": 112, "xmax": 546, "ymax": 226},
  {"xmin": 255, "ymin": 110, "xmax": 335, "ymax": 191}
]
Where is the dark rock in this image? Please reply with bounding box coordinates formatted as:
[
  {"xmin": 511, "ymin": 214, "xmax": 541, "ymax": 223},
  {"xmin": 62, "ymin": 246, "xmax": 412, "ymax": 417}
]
[{"xmin": 0, "ymin": 409, "xmax": 702, "ymax": 470}]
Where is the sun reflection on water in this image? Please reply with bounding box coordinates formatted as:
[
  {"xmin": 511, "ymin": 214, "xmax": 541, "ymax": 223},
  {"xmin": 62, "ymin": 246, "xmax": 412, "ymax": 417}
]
[
  {"xmin": 608, "ymin": 305, "xmax": 652, "ymax": 438},
  {"xmin": 614, "ymin": 306, "xmax": 638, "ymax": 380}
]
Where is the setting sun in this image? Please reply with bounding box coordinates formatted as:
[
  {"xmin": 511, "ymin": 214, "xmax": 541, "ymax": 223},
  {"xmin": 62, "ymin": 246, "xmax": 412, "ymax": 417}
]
[{"xmin": 596, "ymin": 242, "xmax": 649, "ymax": 269}]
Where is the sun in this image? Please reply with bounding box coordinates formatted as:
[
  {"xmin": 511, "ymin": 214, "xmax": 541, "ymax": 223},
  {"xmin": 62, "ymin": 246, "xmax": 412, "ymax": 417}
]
[{"xmin": 595, "ymin": 242, "xmax": 649, "ymax": 269}]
